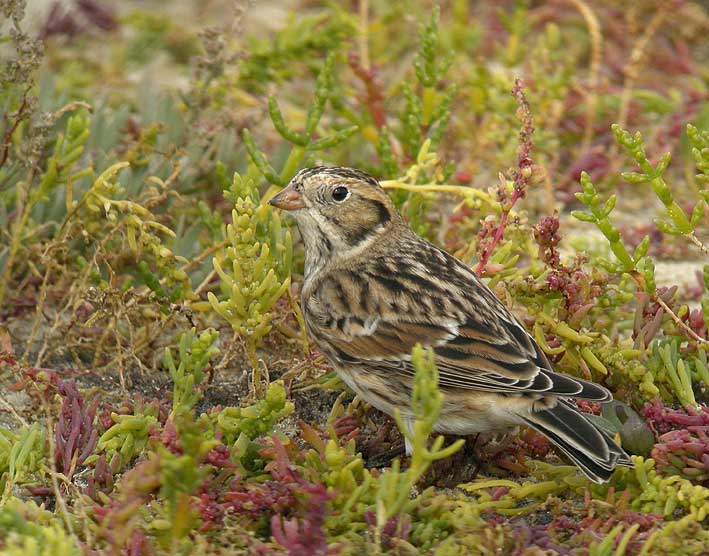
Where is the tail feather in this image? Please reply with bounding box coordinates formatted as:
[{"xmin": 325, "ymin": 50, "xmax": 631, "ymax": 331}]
[
  {"xmin": 523, "ymin": 400, "xmax": 632, "ymax": 483},
  {"xmin": 567, "ymin": 376, "xmax": 613, "ymax": 402}
]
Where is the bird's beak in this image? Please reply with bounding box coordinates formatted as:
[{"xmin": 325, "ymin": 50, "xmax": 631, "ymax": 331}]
[{"xmin": 268, "ymin": 184, "xmax": 305, "ymax": 211}]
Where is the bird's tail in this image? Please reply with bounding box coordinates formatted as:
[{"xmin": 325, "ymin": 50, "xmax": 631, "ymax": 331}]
[{"xmin": 522, "ymin": 399, "xmax": 632, "ymax": 483}]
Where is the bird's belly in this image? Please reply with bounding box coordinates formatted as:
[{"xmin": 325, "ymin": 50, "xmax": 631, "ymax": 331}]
[
  {"xmin": 335, "ymin": 367, "xmax": 403, "ymax": 417},
  {"xmin": 435, "ymin": 393, "xmax": 525, "ymax": 435},
  {"xmin": 334, "ymin": 366, "xmax": 528, "ymax": 435},
  {"xmin": 434, "ymin": 409, "xmax": 518, "ymax": 435}
]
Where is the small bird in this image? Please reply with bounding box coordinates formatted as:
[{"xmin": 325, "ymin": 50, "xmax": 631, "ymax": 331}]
[{"xmin": 269, "ymin": 166, "xmax": 631, "ymax": 483}]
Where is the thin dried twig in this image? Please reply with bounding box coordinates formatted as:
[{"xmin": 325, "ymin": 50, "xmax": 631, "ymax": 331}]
[
  {"xmin": 0, "ymin": 86, "xmax": 31, "ymax": 171},
  {"xmin": 358, "ymin": 0, "xmax": 370, "ymax": 72},
  {"xmin": 617, "ymin": 4, "xmax": 671, "ymax": 132},
  {"xmin": 349, "ymin": 52, "xmax": 386, "ymax": 128},
  {"xmin": 179, "ymin": 239, "xmax": 229, "ymax": 275},
  {"xmin": 0, "ymin": 395, "xmax": 29, "ymax": 427},
  {"xmin": 687, "ymin": 232, "xmax": 708, "ymax": 256},
  {"xmin": 655, "ymin": 295, "xmax": 709, "ymax": 346},
  {"xmin": 566, "ymin": 0, "xmax": 602, "ymax": 153}
]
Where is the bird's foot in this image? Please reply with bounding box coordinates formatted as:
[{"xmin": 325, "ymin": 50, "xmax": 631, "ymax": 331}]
[{"xmin": 365, "ymin": 443, "xmax": 406, "ymax": 468}]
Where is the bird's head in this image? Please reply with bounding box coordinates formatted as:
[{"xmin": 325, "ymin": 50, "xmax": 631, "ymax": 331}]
[{"xmin": 269, "ymin": 167, "xmax": 400, "ymax": 271}]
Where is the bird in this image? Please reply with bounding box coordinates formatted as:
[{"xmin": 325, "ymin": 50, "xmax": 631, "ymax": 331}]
[{"xmin": 269, "ymin": 166, "xmax": 632, "ymax": 483}]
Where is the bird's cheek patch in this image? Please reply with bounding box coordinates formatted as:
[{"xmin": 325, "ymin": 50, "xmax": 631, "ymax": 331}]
[{"xmin": 335, "ymin": 198, "xmax": 391, "ymax": 246}]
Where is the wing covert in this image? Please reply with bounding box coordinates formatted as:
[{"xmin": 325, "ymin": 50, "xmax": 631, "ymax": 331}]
[{"xmin": 306, "ymin": 246, "xmax": 609, "ymax": 401}]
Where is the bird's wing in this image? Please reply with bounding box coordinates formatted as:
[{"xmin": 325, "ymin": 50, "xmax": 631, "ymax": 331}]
[{"xmin": 308, "ymin": 241, "xmax": 610, "ymax": 401}]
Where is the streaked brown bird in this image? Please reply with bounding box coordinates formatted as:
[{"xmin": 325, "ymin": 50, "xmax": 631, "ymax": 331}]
[{"xmin": 270, "ymin": 166, "xmax": 631, "ymax": 483}]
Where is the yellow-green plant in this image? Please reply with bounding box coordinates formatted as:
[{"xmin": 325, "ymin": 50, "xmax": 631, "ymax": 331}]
[
  {"xmin": 87, "ymin": 408, "xmax": 159, "ymax": 470},
  {"xmin": 0, "ymin": 109, "xmax": 92, "ymax": 306},
  {"xmin": 688, "ymin": 123, "xmax": 709, "ymax": 195},
  {"xmin": 243, "ymin": 54, "xmax": 358, "ymax": 187},
  {"xmin": 215, "ymin": 381, "xmax": 294, "ymax": 445},
  {"xmin": 151, "ymin": 419, "xmax": 218, "ymax": 549},
  {"xmin": 615, "ymin": 124, "xmax": 707, "ymax": 255},
  {"xmin": 76, "ymin": 162, "xmax": 192, "ymax": 301},
  {"xmin": 598, "ymin": 456, "xmax": 709, "ymax": 520},
  {"xmin": 0, "ymin": 423, "xmax": 46, "ymax": 508},
  {"xmin": 164, "ymin": 327, "xmax": 219, "ymax": 419},
  {"xmin": 0, "ymin": 499, "xmax": 80, "ymax": 556},
  {"xmin": 401, "ymin": 5, "xmax": 456, "ymax": 157},
  {"xmin": 572, "ymin": 171, "xmax": 651, "ymax": 274},
  {"xmin": 208, "ymin": 171, "xmax": 292, "ymax": 377},
  {"xmin": 646, "ymin": 339, "xmax": 707, "ymax": 409}
]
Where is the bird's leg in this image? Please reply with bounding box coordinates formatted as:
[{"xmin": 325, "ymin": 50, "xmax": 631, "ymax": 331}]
[
  {"xmin": 362, "ymin": 416, "xmax": 408, "ymax": 468},
  {"xmin": 466, "ymin": 433, "xmax": 481, "ymax": 454},
  {"xmin": 466, "ymin": 433, "xmax": 483, "ymax": 479},
  {"xmin": 366, "ymin": 444, "xmax": 406, "ymax": 468},
  {"xmin": 367, "ymin": 417, "xmax": 414, "ymax": 468}
]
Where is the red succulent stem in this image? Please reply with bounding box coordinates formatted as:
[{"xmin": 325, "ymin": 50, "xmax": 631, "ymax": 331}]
[
  {"xmin": 348, "ymin": 52, "xmax": 387, "ymax": 128},
  {"xmin": 474, "ymin": 187, "xmax": 524, "ymax": 276},
  {"xmin": 475, "ymin": 78, "xmax": 534, "ymax": 277}
]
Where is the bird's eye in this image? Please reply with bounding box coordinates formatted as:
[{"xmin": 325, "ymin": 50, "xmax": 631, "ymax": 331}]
[{"xmin": 331, "ymin": 186, "xmax": 349, "ymax": 202}]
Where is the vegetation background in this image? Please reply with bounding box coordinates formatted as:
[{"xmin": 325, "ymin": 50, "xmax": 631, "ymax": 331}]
[{"xmin": 0, "ymin": 0, "xmax": 708, "ymax": 554}]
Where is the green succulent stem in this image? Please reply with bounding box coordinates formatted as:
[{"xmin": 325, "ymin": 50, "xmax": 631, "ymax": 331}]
[
  {"xmin": 380, "ymin": 345, "xmax": 464, "ymax": 522},
  {"xmin": 243, "ymin": 53, "xmax": 358, "ymax": 187},
  {"xmin": 571, "ymin": 171, "xmax": 645, "ymax": 273},
  {"xmin": 614, "ymin": 124, "xmax": 706, "ymax": 254},
  {"xmin": 279, "ymin": 145, "xmax": 307, "ymax": 184},
  {"xmin": 208, "ymin": 172, "xmax": 291, "ymax": 379}
]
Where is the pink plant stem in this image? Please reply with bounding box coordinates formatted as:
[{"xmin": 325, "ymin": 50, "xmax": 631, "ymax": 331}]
[
  {"xmin": 474, "ymin": 188, "xmax": 524, "ymax": 276},
  {"xmin": 475, "ymin": 78, "xmax": 532, "ymax": 276}
]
